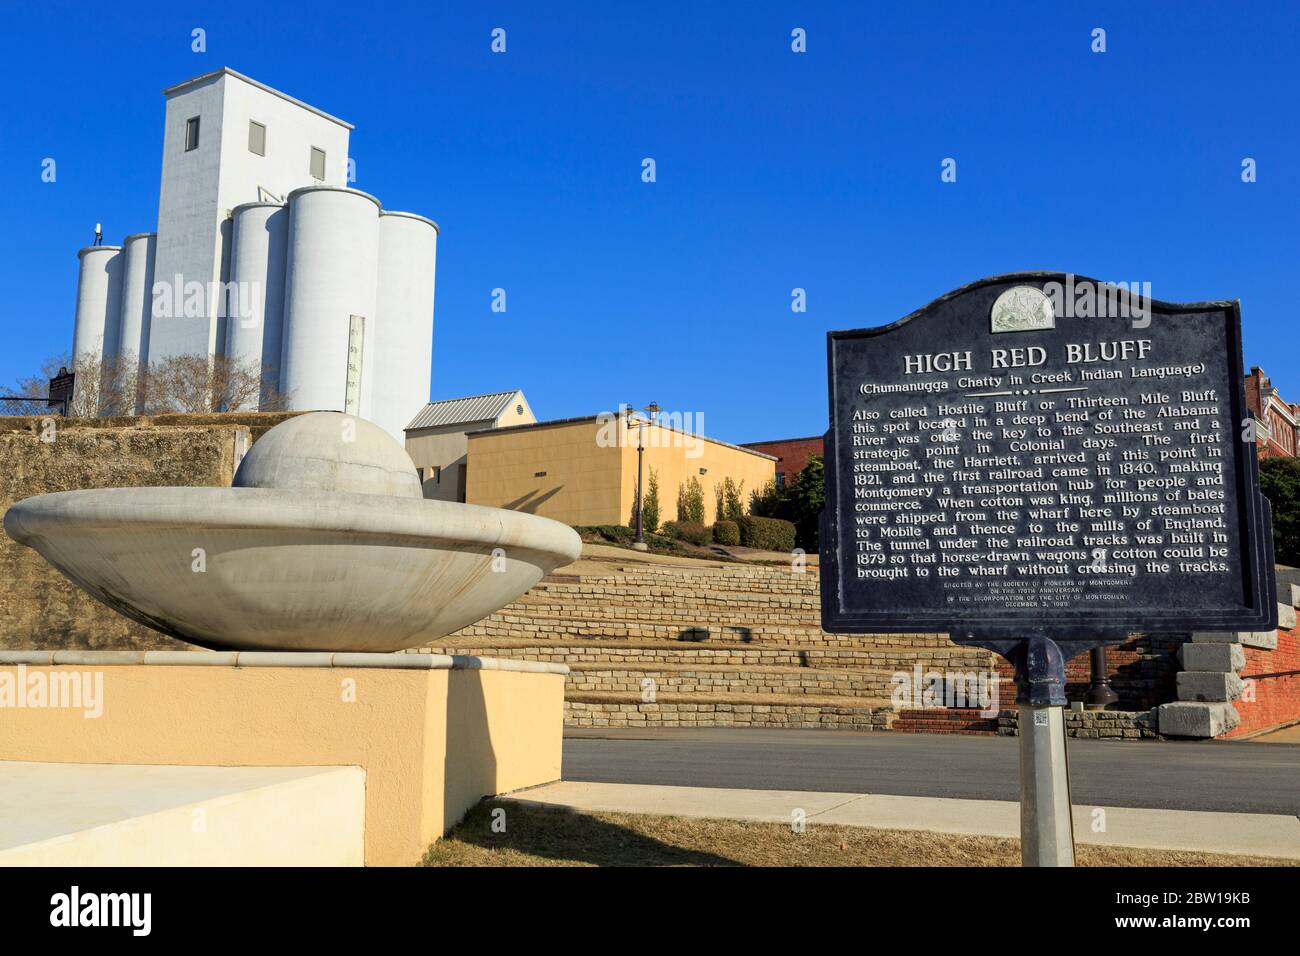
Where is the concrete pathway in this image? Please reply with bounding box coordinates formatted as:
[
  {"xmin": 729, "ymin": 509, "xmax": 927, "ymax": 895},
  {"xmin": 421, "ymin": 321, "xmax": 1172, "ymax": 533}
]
[{"xmin": 503, "ymin": 780, "xmax": 1300, "ymax": 860}]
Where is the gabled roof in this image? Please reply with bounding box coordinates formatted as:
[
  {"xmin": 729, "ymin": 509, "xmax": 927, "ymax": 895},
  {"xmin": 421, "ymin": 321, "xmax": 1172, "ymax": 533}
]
[{"xmin": 405, "ymin": 390, "xmax": 523, "ymax": 431}]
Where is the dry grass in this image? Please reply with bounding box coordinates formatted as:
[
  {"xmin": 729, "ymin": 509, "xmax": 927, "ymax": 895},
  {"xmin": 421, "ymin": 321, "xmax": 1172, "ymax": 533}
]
[{"xmin": 422, "ymin": 800, "xmax": 1292, "ymax": 867}]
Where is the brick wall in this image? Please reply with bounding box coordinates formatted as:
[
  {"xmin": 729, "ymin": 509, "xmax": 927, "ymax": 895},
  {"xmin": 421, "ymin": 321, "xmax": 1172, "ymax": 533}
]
[
  {"xmin": 1224, "ymin": 620, "xmax": 1300, "ymax": 737},
  {"xmin": 991, "ymin": 632, "xmax": 1182, "ymax": 711},
  {"xmin": 741, "ymin": 435, "xmax": 824, "ymax": 484}
]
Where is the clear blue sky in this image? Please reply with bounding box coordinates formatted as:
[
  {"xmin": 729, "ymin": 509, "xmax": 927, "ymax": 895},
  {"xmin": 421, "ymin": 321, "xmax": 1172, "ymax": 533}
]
[{"xmin": 1, "ymin": 1, "xmax": 1296, "ymax": 443}]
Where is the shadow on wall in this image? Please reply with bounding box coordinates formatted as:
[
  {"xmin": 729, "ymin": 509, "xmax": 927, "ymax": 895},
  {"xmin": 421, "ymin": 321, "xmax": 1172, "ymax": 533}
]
[
  {"xmin": 443, "ymin": 668, "xmax": 498, "ymax": 834},
  {"xmin": 503, "ymin": 487, "xmax": 564, "ymax": 515}
]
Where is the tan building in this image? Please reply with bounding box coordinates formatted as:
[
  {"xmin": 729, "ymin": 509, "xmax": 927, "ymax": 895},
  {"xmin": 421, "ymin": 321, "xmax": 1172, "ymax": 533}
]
[
  {"xmin": 404, "ymin": 390, "xmax": 535, "ymax": 501},
  {"xmin": 465, "ymin": 411, "xmax": 777, "ymax": 527}
]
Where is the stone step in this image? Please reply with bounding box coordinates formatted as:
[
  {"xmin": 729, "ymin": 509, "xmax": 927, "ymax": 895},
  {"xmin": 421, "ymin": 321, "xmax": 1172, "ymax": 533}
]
[
  {"xmin": 518, "ymin": 588, "xmax": 823, "ymax": 615},
  {"xmin": 564, "ymin": 691, "xmax": 895, "ymax": 730},
  {"xmin": 421, "ymin": 639, "xmax": 994, "ymax": 670},
  {"xmin": 452, "ymin": 617, "xmax": 956, "ymax": 647},
  {"xmin": 562, "ymin": 663, "xmax": 902, "ymax": 699},
  {"xmin": 548, "ymin": 568, "xmax": 821, "ymax": 594}
]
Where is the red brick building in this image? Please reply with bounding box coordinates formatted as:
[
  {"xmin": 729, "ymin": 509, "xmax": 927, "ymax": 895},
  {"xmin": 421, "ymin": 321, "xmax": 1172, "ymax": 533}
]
[
  {"xmin": 742, "ymin": 435, "xmax": 824, "ymax": 488},
  {"xmin": 1245, "ymin": 367, "xmax": 1299, "ymax": 459}
]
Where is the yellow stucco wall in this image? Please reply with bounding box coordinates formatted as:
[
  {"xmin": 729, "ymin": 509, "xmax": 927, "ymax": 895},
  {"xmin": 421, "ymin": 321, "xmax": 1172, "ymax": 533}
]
[
  {"xmin": 0, "ymin": 663, "xmax": 565, "ymax": 866},
  {"xmin": 466, "ymin": 419, "xmax": 624, "ymax": 525},
  {"xmin": 464, "ymin": 416, "xmax": 776, "ymax": 527},
  {"xmin": 620, "ymin": 423, "xmax": 778, "ymax": 526}
]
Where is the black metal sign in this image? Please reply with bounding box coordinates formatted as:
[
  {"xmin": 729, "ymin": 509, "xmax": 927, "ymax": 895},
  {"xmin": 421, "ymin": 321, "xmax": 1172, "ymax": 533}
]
[{"xmin": 820, "ymin": 273, "xmax": 1277, "ymax": 651}]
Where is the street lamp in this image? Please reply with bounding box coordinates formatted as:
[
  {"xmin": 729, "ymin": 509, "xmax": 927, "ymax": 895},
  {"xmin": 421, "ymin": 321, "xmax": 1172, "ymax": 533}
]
[{"xmin": 627, "ymin": 402, "xmax": 660, "ymax": 552}]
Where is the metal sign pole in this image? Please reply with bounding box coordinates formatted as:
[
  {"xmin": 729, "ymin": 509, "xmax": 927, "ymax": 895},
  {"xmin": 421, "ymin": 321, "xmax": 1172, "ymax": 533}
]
[{"xmin": 1014, "ymin": 636, "xmax": 1076, "ymax": 867}]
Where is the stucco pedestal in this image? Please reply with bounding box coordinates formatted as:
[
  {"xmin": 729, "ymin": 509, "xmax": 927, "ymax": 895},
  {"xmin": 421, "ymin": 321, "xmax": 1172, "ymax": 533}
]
[{"xmin": 0, "ymin": 651, "xmax": 568, "ymax": 866}]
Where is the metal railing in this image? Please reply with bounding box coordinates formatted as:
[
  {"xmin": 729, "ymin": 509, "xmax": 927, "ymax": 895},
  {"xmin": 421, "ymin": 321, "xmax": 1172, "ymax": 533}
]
[{"xmin": 1, "ymin": 396, "xmax": 67, "ymax": 417}]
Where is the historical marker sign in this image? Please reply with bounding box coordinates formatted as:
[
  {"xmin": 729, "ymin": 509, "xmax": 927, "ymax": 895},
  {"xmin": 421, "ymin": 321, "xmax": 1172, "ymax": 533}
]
[{"xmin": 821, "ymin": 273, "xmax": 1277, "ymax": 647}]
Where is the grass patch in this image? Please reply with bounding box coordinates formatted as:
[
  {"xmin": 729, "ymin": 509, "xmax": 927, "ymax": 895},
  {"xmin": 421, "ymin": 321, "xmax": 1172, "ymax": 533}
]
[{"xmin": 422, "ymin": 800, "xmax": 1292, "ymax": 868}]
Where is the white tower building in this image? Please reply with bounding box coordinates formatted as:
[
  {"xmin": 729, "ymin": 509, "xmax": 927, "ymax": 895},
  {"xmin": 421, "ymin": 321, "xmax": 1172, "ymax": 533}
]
[
  {"xmin": 150, "ymin": 69, "xmax": 352, "ymax": 363},
  {"xmin": 68, "ymin": 68, "xmax": 439, "ymax": 439}
]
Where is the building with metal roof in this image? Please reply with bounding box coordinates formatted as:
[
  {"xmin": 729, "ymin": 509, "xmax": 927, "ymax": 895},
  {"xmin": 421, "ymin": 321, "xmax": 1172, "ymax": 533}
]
[{"xmin": 404, "ymin": 390, "xmax": 534, "ymax": 502}]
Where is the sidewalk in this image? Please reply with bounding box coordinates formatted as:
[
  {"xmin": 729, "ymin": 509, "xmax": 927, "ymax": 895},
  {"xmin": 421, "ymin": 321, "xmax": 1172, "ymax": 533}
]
[{"xmin": 502, "ymin": 780, "xmax": 1300, "ymax": 860}]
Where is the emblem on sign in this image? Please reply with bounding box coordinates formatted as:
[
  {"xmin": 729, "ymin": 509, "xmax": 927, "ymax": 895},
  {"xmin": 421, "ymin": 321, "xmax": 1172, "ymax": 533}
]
[{"xmin": 991, "ymin": 285, "xmax": 1054, "ymax": 333}]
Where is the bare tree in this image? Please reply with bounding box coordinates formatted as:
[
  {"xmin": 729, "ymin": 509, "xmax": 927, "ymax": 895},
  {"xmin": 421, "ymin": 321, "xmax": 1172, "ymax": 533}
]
[
  {"xmin": 142, "ymin": 353, "xmax": 289, "ymax": 414},
  {"xmin": 7, "ymin": 353, "xmax": 70, "ymax": 399},
  {"xmin": 10, "ymin": 352, "xmax": 289, "ymax": 417}
]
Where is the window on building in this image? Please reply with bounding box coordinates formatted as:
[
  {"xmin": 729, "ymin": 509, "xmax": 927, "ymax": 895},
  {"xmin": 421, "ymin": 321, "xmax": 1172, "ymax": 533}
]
[
  {"xmin": 184, "ymin": 116, "xmax": 200, "ymax": 151},
  {"xmin": 433, "ymin": 466, "xmax": 441, "ymax": 485},
  {"xmin": 248, "ymin": 120, "xmax": 266, "ymax": 156},
  {"xmin": 775, "ymin": 472, "xmax": 786, "ymax": 489},
  {"xmin": 310, "ymin": 146, "xmax": 326, "ymax": 180}
]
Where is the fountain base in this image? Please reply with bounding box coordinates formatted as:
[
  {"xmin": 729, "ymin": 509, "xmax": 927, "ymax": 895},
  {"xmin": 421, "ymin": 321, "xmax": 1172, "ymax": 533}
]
[{"xmin": 0, "ymin": 650, "xmax": 568, "ymax": 866}]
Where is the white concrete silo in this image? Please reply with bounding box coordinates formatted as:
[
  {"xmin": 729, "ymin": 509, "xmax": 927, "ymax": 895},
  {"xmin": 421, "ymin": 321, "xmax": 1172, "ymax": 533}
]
[
  {"xmin": 71, "ymin": 246, "xmax": 123, "ymax": 367},
  {"xmin": 372, "ymin": 211, "xmax": 439, "ymax": 439},
  {"xmin": 117, "ymin": 233, "xmax": 156, "ymax": 365},
  {"xmin": 226, "ymin": 202, "xmax": 288, "ymax": 409},
  {"xmin": 281, "ymin": 186, "xmax": 380, "ymax": 416}
]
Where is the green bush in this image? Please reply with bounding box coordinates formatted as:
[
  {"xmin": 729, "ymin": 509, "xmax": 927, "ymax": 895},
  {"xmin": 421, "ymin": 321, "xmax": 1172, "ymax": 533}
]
[
  {"xmin": 676, "ymin": 476, "xmax": 706, "ymax": 524},
  {"xmin": 1260, "ymin": 457, "xmax": 1300, "ymax": 566},
  {"xmin": 736, "ymin": 515, "xmax": 796, "ymax": 552},
  {"xmin": 712, "ymin": 519, "xmax": 740, "ymax": 546},
  {"xmin": 573, "ymin": 524, "xmax": 634, "ymax": 543},
  {"xmin": 663, "ymin": 520, "xmax": 711, "ymax": 546}
]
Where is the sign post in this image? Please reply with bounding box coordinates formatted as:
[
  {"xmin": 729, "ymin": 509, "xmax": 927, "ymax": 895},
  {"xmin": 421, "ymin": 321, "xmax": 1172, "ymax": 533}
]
[{"xmin": 820, "ymin": 273, "xmax": 1277, "ymax": 866}]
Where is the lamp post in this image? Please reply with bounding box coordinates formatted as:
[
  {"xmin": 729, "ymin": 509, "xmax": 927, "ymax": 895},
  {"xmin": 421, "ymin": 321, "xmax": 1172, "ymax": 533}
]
[
  {"xmin": 1085, "ymin": 646, "xmax": 1119, "ymax": 710},
  {"xmin": 628, "ymin": 402, "xmax": 660, "ymax": 552}
]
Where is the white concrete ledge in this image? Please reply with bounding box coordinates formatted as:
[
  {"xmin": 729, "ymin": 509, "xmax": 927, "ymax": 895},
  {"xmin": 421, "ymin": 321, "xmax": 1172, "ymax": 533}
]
[{"xmin": 0, "ymin": 650, "xmax": 568, "ymax": 675}]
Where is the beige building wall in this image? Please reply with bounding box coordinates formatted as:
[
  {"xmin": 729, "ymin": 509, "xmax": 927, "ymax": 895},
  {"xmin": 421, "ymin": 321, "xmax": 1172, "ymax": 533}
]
[
  {"xmin": 467, "ymin": 418, "xmax": 623, "ymax": 525},
  {"xmin": 405, "ymin": 430, "xmax": 471, "ymax": 501},
  {"xmin": 621, "ymin": 423, "xmax": 777, "ymax": 526},
  {"xmin": 405, "ymin": 397, "xmax": 536, "ymax": 502},
  {"xmin": 465, "ymin": 415, "xmax": 775, "ymax": 527}
]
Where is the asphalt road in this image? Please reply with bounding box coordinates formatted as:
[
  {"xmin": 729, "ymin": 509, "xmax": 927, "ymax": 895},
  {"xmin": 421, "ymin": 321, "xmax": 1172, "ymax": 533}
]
[{"xmin": 563, "ymin": 728, "xmax": 1300, "ymax": 815}]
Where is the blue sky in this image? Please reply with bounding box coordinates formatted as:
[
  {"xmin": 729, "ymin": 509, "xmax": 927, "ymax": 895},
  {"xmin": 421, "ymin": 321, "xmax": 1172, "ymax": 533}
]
[{"xmin": 1, "ymin": 1, "xmax": 1296, "ymax": 443}]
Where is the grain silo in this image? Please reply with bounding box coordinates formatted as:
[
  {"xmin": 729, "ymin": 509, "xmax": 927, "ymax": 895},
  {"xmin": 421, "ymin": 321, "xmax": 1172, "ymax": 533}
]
[
  {"xmin": 281, "ymin": 186, "xmax": 380, "ymax": 417},
  {"xmin": 117, "ymin": 233, "xmax": 156, "ymax": 365},
  {"xmin": 72, "ymin": 246, "xmax": 124, "ymax": 369},
  {"xmin": 372, "ymin": 211, "xmax": 439, "ymax": 438},
  {"xmin": 227, "ymin": 202, "xmax": 288, "ymax": 408}
]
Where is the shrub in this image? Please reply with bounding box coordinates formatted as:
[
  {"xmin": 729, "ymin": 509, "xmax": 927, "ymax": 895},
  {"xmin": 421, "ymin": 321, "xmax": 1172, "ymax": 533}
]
[
  {"xmin": 643, "ymin": 468, "xmax": 661, "ymax": 533},
  {"xmin": 573, "ymin": 524, "xmax": 634, "ymax": 543},
  {"xmin": 677, "ymin": 476, "xmax": 705, "ymax": 524},
  {"xmin": 736, "ymin": 515, "xmax": 796, "ymax": 552},
  {"xmin": 722, "ymin": 477, "xmax": 745, "ymax": 520},
  {"xmin": 663, "ymin": 520, "xmax": 711, "ymax": 546},
  {"xmin": 1260, "ymin": 457, "xmax": 1300, "ymax": 566},
  {"xmin": 712, "ymin": 519, "xmax": 740, "ymax": 546}
]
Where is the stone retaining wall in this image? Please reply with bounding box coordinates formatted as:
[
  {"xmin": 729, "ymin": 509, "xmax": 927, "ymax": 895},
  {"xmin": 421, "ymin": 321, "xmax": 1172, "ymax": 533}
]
[{"xmin": 996, "ymin": 708, "xmax": 1159, "ymax": 740}]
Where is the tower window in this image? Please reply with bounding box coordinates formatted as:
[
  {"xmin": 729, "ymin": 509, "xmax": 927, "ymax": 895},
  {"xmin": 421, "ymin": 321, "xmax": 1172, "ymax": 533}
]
[
  {"xmin": 184, "ymin": 116, "xmax": 200, "ymax": 151},
  {"xmin": 248, "ymin": 120, "xmax": 266, "ymax": 156},
  {"xmin": 310, "ymin": 147, "xmax": 326, "ymax": 180}
]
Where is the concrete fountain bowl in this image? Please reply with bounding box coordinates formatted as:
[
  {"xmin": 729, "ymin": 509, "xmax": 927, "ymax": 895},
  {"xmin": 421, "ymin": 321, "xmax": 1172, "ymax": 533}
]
[{"xmin": 3, "ymin": 412, "xmax": 582, "ymax": 652}]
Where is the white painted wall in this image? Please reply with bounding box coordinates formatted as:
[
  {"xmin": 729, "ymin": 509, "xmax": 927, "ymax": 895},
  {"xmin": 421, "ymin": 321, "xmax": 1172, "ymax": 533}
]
[{"xmin": 150, "ymin": 69, "xmax": 350, "ymax": 367}]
